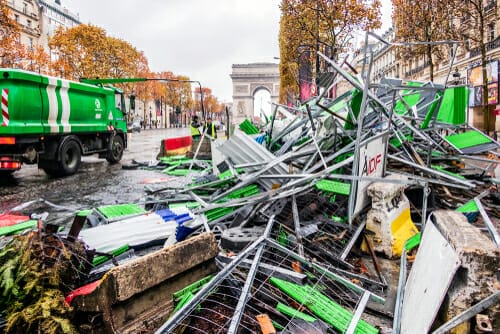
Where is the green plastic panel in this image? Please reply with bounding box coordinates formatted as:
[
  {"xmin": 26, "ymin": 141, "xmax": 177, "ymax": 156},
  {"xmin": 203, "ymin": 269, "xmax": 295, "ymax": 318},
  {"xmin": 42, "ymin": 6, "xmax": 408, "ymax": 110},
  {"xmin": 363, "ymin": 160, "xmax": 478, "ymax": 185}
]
[
  {"xmin": 456, "ymin": 199, "xmax": 479, "ymax": 213},
  {"xmin": 445, "ymin": 130, "xmax": 493, "ymax": 149},
  {"xmin": 405, "ymin": 232, "xmax": 421, "ymax": 252},
  {"xmin": 394, "ymin": 81, "xmax": 424, "ymax": 115},
  {"xmin": 315, "ymin": 179, "xmax": 351, "ymax": 195},
  {"xmin": 0, "ymin": 220, "xmax": 37, "ymax": 237},
  {"xmin": 173, "ymin": 275, "xmax": 213, "ymax": 301},
  {"xmin": 97, "ymin": 203, "xmax": 146, "ymax": 219},
  {"xmin": 169, "ymin": 202, "xmax": 201, "ymax": 209},
  {"xmin": 92, "ymin": 244, "xmax": 129, "ymax": 267},
  {"xmin": 276, "ymin": 302, "xmax": 317, "ymax": 323},
  {"xmin": 270, "ymin": 277, "xmax": 378, "ymax": 334},
  {"xmin": 436, "ymin": 86, "xmax": 467, "ymax": 125},
  {"xmin": 431, "ymin": 165, "xmax": 466, "ymax": 180},
  {"xmin": 239, "ymin": 119, "xmax": 260, "ymax": 135}
]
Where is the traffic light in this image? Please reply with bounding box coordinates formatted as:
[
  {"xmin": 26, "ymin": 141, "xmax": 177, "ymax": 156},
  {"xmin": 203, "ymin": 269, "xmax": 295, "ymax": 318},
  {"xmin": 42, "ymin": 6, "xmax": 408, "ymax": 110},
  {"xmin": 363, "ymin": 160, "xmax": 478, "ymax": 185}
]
[{"xmin": 129, "ymin": 94, "xmax": 136, "ymax": 110}]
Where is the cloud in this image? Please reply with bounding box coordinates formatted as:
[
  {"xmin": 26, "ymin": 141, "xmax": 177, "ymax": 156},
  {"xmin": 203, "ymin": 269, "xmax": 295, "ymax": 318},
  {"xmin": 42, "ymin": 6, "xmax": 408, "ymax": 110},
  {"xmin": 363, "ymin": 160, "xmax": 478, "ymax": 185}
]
[{"xmin": 62, "ymin": 0, "xmax": 281, "ymax": 101}]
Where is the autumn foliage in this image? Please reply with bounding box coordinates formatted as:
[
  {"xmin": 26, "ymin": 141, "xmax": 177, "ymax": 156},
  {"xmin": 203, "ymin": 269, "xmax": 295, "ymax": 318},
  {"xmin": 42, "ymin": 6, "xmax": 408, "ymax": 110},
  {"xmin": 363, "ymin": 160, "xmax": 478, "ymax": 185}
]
[
  {"xmin": 0, "ymin": 5, "xmax": 223, "ymax": 118},
  {"xmin": 278, "ymin": 0, "xmax": 382, "ymax": 103},
  {"xmin": 393, "ymin": 0, "xmax": 459, "ymax": 81},
  {"xmin": 0, "ymin": 0, "xmax": 26, "ymax": 68}
]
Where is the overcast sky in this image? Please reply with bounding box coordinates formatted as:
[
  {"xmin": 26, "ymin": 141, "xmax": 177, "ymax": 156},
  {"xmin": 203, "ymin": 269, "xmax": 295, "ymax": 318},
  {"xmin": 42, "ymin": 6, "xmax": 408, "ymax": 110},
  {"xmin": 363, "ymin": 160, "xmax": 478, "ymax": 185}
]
[{"xmin": 61, "ymin": 0, "xmax": 392, "ymax": 102}]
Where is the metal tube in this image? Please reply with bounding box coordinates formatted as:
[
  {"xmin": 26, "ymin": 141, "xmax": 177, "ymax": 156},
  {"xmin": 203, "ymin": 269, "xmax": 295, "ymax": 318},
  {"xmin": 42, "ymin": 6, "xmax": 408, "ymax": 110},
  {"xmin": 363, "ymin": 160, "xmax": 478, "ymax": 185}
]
[
  {"xmin": 227, "ymin": 216, "xmax": 275, "ymax": 333},
  {"xmin": 431, "ymin": 291, "xmax": 500, "ymax": 334},
  {"xmin": 388, "ymin": 154, "xmax": 474, "ymax": 188},
  {"xmin": 265, "ymin": 238, "xmax": 385, "ymax": 304},
  {"xmin": 345, "ymin": 291, "xmax": 371, "ymax": 334},
  {"xmin": 155, "ymin": 235, "xmax": 267, "ymax": 333},
  {"xmin": 392, "ymin": 246, "xmax": 408, "ymax": 334},
  {"xmin": 474, "ymin": 198, "xmax": 500, "ymax": 247},
  {"xmin": 188, "ymin": 126, "xmax": 209, "ymax": 172},
  {"xmin": 340, "ymin": 221, "xmax": 366, "ymax": 261},
  {"xmin": 291, "ymin": 195, "xmax": 304, "ymax": 257},
  {"xmin": 348, "ymin": 48, "xmax": 374, "ymax": 223}
]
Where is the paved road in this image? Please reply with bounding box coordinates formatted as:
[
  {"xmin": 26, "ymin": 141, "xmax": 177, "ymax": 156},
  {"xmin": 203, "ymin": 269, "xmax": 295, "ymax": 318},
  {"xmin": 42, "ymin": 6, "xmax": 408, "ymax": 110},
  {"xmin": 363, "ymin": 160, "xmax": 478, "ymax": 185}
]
[{"xmin": 0, "ymin": 128, "xmax": 190, "ymax": 219}]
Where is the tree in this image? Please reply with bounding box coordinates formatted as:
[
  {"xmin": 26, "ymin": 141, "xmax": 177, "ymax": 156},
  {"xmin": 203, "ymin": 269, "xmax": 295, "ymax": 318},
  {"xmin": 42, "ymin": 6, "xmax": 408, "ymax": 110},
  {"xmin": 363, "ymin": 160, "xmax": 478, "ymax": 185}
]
[
  {"xmin": 194, "ymin": 87, "xmax": 215, "ymax": 118},
  {"xmin": 49, "ymin": 24, "xmax": 145, "ymax": 83},
  {"xmin": 24, "ymin": 45, "xmax": 50, "ymax": 74},
  {"xmin": 279, "ymin": 0, "xmax": 382, "ymax": 103},
  {"xmin": 452, "ymin": 0, "xmax": 497, "ymax": 134},
  {"xmin": 393, "ymin": 0, "xmax": 458, "ymax": 81},
  {"xmin": 0, "ymin": 0, "xmax": 25, "ymax": 67},
  {"xmin": 49, "ymin": 24, "xmax": 110, "ymax": 80}
]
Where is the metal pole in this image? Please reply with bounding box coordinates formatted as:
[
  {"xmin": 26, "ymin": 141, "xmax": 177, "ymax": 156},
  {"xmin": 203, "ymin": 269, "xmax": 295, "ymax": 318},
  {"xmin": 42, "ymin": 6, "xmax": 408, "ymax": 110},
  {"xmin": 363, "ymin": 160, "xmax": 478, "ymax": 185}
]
[
  {"xmin": 474, "ymin": 198, "xmax": 500, "ymax": 247},
  {"xmin": 198, "ymin": 81, "xmax": 206, "ymax": 121},
  {"xmin": 348, "ymin": 42, "xmax": 374, "ymax": 224},
  {"xmin": 155, "ymin": 235, "xmax": 268, "ymax": 334},
  {"xmin": 291, "ymin": 194, "xmax": 304, "ymax": 257},
  {"xmin": 265, "ymin": 238, "xmax": 385, "ymax": 304},
  {"xmin": 345, "ymin": 291, "xmax": 371, "ymax": 334},
  {"xmin": 392, "ymin": 243, "xmax": 408, "ymax": 334},
  {"xmin": 432, "ymin": 292, "xmax": 500, "ymax": 334},
  {"xmin": 227, "ymin": 216, "xmax": 275, "ymax": 333}
]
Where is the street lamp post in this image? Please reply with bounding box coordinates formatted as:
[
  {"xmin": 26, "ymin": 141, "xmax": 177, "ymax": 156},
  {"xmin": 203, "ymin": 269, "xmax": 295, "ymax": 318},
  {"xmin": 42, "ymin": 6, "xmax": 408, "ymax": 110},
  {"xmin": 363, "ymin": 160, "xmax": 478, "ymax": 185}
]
[
  {"xmin": 77, "ymin": 76, "xmax": 206, "ymax": 123},
  {"xmin": 159, "ymin": 78, "xmax": 205, "ymax": 121},
  {"xmin": 452, "ymin": 68, "xmax": 461, "ymax": 85}
]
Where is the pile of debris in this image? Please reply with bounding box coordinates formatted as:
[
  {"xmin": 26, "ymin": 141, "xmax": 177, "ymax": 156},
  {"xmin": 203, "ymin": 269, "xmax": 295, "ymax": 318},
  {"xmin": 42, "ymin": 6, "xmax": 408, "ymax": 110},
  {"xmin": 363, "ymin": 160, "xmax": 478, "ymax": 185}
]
[{"xmin": 1, "ymin": 33, "xmax": 499, "ymax": 334}]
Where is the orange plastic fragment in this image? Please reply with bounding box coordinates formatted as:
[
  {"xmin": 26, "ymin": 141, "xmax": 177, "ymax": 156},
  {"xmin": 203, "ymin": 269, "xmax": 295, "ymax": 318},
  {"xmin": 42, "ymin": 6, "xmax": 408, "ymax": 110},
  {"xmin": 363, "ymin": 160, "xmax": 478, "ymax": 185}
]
[
  {"xmin": 291, "ymin": 261, "xmax": 302, "ymax": 274},
  {"xmin": 256, "ymin": 314, "xmax": 276, "ymax": 334}
]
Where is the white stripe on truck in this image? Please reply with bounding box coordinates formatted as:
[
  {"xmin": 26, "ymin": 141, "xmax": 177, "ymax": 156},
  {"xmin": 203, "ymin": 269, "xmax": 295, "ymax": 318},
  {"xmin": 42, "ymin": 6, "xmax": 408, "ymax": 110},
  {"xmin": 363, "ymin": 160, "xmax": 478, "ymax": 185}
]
[
  {"xmin": 47, "ymin": 77, "xmax": 59, "ymax": 133},
  {"xmin": 60, "ymin": 80, "xmax": 71, "ymax": 132}
]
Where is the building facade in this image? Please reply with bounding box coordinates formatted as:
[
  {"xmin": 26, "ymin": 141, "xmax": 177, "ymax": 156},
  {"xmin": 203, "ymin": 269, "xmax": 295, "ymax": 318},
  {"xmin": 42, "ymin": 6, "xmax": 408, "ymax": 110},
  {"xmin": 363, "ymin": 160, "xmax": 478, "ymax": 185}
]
[
  {"xmin": 398, "ymin": 1, "xmax": 499, "ymax": 131},
  {"xmin": 38, "ymin": 0, "xmax": 80, "ymax": 54},
  {"xmin": 371, "ymin": 28, "xmax": 399, "ymax": 83},
  {"xmin": 6, "ymin": 0, "xmax": 41, "ymax": 50},
  {"xmin": 343, "ymin": 1, "xmax": 499, "ymax": 132},
  {"xmin": 5, "ymin": 0, "xmax": 80, "ymax": 53}
]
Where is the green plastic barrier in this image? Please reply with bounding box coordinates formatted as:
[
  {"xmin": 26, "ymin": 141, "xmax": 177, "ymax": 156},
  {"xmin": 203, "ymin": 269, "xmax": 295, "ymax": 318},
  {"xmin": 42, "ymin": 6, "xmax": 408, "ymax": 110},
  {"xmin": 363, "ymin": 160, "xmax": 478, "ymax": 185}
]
[
  {"xmin": 0, "ymin": 220, "xmax": 38, "ymax": 237},
  {"xmin": 270, "ymin": 277, "xmax": 378, "ymax": 334},
  {"xmin": 445, "ymin": 130, "xmax": 493, "ymax": 150},
  {"xmin": 436, "ymin": 86, "xmax": 467, "ymax": 125},
  {"xmin": 97, "ymin": 204, "xmax": 146, "ymax": 219},
  {"xmin": 92, "ymin": 244, "xmax": 130, "ymax": 267},
  {"xmin": 276, "ymin": 302, "xmax": 317, "ymax": 323},
  {"xmin": 315, "ymin": 179, "xmax": 351, "ymax": 195},
  {"xmin": 239, "ymin": 119, "xmax": 260, "ymax": 135}
]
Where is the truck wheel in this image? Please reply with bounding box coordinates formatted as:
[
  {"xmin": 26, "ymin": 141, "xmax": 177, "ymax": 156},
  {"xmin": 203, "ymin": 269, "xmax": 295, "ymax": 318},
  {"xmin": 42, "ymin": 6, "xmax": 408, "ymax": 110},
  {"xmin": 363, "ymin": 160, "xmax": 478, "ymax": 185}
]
[
  {"xmin": 106, "ymin": 135, "xmax": 124, "ymax": 164},
  {"xmin": 46, "ymin": 140, "xmax": 81, "ymax": 177}
]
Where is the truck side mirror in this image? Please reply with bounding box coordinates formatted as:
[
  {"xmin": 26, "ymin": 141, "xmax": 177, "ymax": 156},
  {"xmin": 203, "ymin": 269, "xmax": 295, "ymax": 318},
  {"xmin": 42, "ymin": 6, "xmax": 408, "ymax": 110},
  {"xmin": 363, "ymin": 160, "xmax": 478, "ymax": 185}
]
[{"xmin": 130, "ymin": 95, "xmax": 136, "ymax": 111}]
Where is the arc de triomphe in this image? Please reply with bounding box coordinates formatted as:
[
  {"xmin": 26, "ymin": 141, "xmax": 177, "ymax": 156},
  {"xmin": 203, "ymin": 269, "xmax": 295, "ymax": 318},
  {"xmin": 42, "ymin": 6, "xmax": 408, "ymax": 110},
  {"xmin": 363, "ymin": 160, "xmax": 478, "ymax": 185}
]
[{"xmin": 230, "ymin": 63, "xmax": 280, "ymax": 124}]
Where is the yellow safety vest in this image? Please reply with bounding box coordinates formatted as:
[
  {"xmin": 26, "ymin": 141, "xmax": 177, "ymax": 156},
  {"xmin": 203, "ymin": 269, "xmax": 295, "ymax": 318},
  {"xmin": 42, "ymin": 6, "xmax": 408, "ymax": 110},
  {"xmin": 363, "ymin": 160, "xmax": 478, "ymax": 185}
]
[
  {"xmin": 190, "ymin": 124, "xmax": 201, "ymax": 137},
  {"xmin": 206, "ymin": 123, "xmax": 216, "ymax": 138}
]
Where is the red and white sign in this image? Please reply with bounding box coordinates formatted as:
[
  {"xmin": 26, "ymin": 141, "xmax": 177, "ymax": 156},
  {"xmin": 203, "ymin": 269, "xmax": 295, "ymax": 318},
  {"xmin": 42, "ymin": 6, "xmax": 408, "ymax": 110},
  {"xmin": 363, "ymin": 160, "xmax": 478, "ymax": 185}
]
[
  {"xmin": 1, "ymin": 89, "xmax": 9, "ymax": 126},
  {"xmin": 352, "ymin": 134, "xmax": 387, "ymax": 217},
  {"xmin": 310, "ymin": 83, "xmax": 317, "ymax": 96}
]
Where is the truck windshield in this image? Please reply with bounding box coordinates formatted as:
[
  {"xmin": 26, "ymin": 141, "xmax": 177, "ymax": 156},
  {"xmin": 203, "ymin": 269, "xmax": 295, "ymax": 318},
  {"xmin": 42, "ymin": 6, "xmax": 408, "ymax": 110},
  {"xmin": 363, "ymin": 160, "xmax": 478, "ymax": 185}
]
[{"xmin": 115, "ymin": 92, "xmax": 125, "ymax": 113}]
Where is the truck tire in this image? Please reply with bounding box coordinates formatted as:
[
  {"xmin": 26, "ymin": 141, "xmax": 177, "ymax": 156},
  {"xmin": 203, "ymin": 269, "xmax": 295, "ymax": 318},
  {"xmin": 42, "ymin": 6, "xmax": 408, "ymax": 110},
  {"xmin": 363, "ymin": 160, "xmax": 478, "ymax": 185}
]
[
  {"xmin": 43, "ymin": 139, "xmax": 81, "ymax": 177},
  {"xmin": 106, "ymin": 134, "xmax": 124, "ymax": 164}
]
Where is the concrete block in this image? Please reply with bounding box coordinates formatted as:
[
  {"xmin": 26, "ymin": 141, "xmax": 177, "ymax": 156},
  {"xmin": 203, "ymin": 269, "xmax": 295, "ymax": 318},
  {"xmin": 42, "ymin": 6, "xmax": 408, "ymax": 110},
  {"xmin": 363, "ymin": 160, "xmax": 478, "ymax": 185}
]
[
  {"xmin": 432, "ymin": 210, "xmax": 499, "ymax": 334},
  {"xmin": 71, "ymin": 232, "xmax": 219, "ymax": 333},
  {"xmin": 365, "ymin": 175, "xmax": 418, "ymax": 258}
]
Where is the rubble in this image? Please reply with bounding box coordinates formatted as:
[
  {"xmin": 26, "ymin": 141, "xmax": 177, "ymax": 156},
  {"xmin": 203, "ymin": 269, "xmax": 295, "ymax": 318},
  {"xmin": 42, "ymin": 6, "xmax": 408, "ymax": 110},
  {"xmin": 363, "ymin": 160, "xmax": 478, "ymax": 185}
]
[{"xmin": 1, "ymin": 32, "xmax": 499, "ymax": 333}]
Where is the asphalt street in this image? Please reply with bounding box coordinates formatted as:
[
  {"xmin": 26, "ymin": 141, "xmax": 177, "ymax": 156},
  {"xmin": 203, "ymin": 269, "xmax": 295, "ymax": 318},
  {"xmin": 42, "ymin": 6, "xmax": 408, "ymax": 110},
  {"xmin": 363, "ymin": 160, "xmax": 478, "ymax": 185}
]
[{"xmin": 0, "ymin": 127, "xmax": 190, "ymax": 221}]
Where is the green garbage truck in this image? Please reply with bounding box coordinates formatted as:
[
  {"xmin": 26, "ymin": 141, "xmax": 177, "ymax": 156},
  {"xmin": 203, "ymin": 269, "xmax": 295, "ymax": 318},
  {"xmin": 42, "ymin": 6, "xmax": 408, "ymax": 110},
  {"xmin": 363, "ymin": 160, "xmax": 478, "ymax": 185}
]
[{"xmin": 0, "ymin": 68, "xmax": 128, "ymax": 176}]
